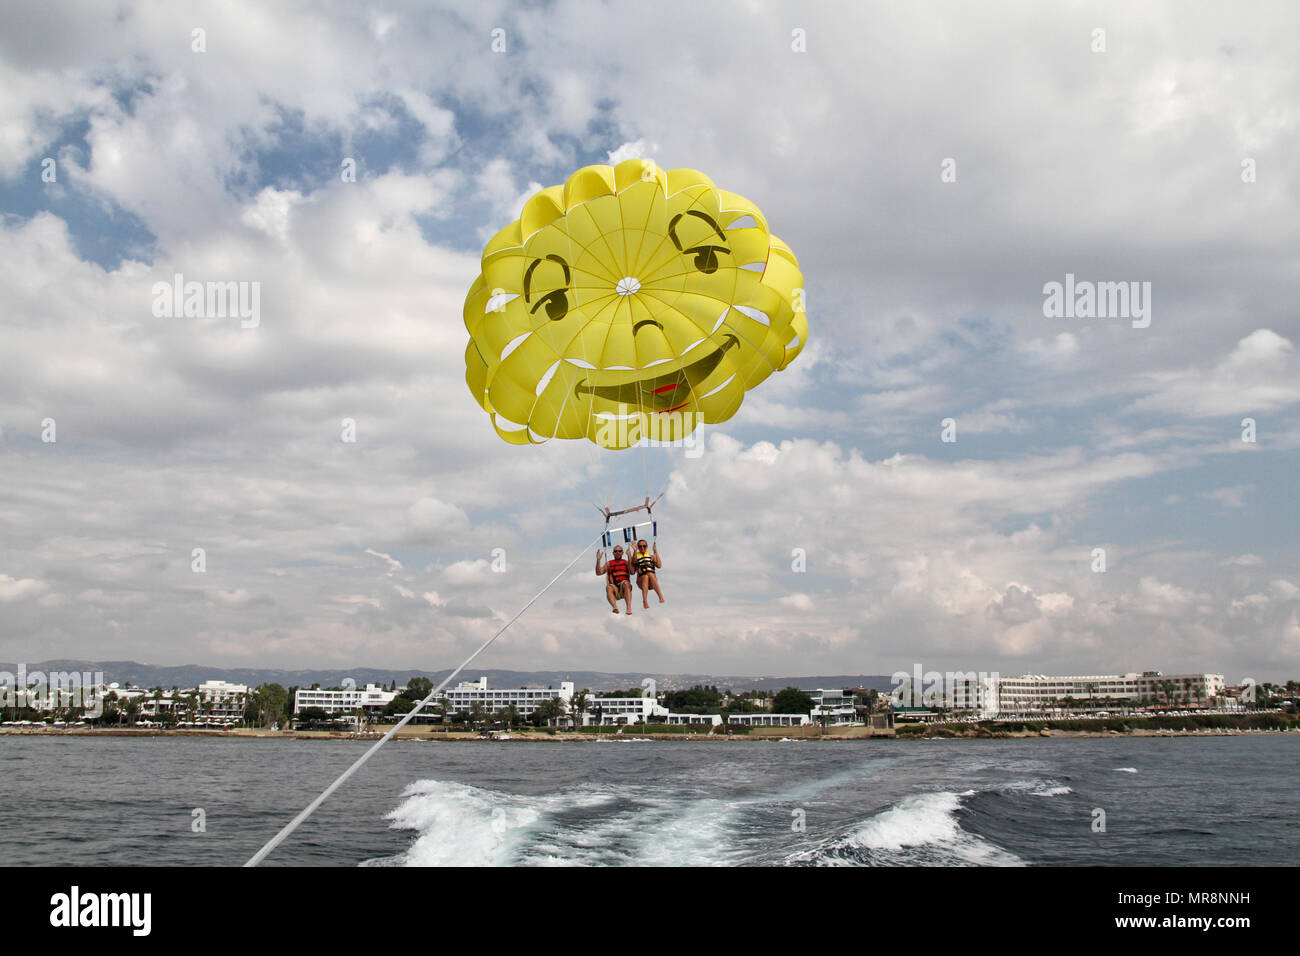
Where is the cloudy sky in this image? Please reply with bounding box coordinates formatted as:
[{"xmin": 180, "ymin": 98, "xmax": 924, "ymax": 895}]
[{"xmin": 2, "ymin": 1, "xmax": 1298, "ymax": 684}]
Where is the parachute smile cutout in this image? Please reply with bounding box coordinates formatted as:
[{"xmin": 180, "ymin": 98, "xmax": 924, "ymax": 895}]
[
  {"xmin": 463, "ymin": 160, "xmax": 808, "ymax": 449},
  {"xmin": 575, "ymin": 333, "xmax": 739, "ymax": 413}
]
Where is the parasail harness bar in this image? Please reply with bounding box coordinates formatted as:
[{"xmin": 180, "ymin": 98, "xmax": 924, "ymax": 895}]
[
  {"xmin": 601, "ymin": 520, "xmax": 657, "ymax": 549},
  {"xmin": 598, "ymin": 493, "xmax": 663, "ymax": 526}
]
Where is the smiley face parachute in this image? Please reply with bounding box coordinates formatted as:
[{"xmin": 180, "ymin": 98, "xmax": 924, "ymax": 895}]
[{"xmin": 463, "ymin": 160, "xmax": 807, "ymax": 450}]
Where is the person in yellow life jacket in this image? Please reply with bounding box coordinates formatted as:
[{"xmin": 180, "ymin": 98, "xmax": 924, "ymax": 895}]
[
  {"xmin": 596, "ymin": 545, "xmax": 633, "ymax": 614},
  {"xmin": 632, "ymin": 539, "xmax": 663, "ymax": 609}
]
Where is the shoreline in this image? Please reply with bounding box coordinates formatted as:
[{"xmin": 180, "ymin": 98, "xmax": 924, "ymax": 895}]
[{"xmin": 2, "ymin": 726, "xmax": 1296, "ymax": 741}]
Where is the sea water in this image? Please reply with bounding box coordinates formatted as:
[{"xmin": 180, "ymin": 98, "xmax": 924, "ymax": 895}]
[{"xmin": 1, "ymin": 735, "xmax": 1294, "ymax": 866}]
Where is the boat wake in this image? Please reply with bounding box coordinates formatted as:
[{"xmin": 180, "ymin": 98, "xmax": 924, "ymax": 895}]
[
  {"xmin": 371, "ymin": 768, "xmax": 1043, "ymax": 867},
  {"xmin": 785, "ymin": 791, "xmax": 1027, "ymax": 867}
]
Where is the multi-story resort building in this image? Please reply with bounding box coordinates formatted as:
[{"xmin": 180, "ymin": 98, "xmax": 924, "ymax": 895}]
[
  {"xmin": 583, "ymin": 694, "xmax": 666, "ymax": 725},
  {"xmin": 808, "ymin": 688, "xmax": 857, "ymax": 724},
  {"xmin": 443, "ymin": 678, "xmax": 678, "ymax": 726},
  {"xmin": 442, "ymin": 677, "xmax": 575, "ymax": 720},
  {"xmin": 194, "ymin": 680, "xmax": 249, "ymax": 725},
  {"xmin": 293, "ymin": 683, "xmax": 398, "ymax": 716},
  {"xmin": 948, "ymin": 672, "xmax": 1227, "ymax": 717},
  {"xmin": 440, "ymin": 678, "xmax": 776, "ymax": 727}
]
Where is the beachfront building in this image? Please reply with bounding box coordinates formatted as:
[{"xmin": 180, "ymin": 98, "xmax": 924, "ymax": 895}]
[
  {"xmin": 725, "ymin": 713, "xmax": 811, "ymax": 727},
  {"xmin": 579, "ymin": 695, "xmax": 668, "ymax": 725},
  {"xmin": 953, "ymin": 672, "xmax": 1227, "ymax": 716},
  {"xmin": 194, "ymin": 680, "xmax": 249, "ymax": 725},
  {"xmin": 666, "ymin": 713, "xmax": 722, "ymax": 726},
  {"xmin": 948, "ymin": 674, "xmax": 1000, "ymax": 718},
  {"xmin": 808, "ymin": 688, "xmax": 857, "ymax": 725},
  {"xmin": 442, "ymin": 677, "xmax": 575, "ymax": 720},
  {"xmin": 139, "ymin": 690, "xmax": 184, "ymax": 719},
  {"xmin": 293, "ymin": 684, "xmax": 399, "ymax": 716}
]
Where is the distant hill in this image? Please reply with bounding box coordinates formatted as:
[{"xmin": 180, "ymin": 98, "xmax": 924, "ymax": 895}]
[{"xmin": 1, "ymin": 660, "xmax": 898, "ymax": 694}]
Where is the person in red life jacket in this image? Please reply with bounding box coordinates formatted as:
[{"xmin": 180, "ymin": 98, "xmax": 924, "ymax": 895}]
[
  {"xmin": 596, "ymin": 545, "xmax": 633, "ymax": 614},
  {"xmin": 632, "ymin": 538, "xmax": 663, "ymax": 609}
]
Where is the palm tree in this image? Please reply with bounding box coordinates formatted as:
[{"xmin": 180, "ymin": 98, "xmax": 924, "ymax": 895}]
[{"xmin": 570, "ymin": 690, "xmax": 589, "ymax": 730}]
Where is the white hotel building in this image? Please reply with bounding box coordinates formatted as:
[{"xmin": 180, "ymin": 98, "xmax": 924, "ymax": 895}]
[
  {"xmin": 294, "ymin": 683, "xmax": 398, "ymax": 715},
  {"xmin": 583, "ymin": 695, "xmax": 668, "ymax": 725},
  {"xmin": 808, "ymin": 688, "xmax": 857, "ymax": 725},
  {"xmin": 949, "ymin": 672, "xmax": 1226, "ymax": 717},
  {"xmin": 726, "ymin": 713, "xmax": 811, "ymax": 727},
  {"xmin": 194, "ymin": 680, "xmax": 249, "ymax": 725},
  {"xmin": 443, "ymin": 677, "xmax": 576, "ymax": 719},
  {"xmin": 441, "ymin": 678, "xmax": 681, "ymax": 726}
]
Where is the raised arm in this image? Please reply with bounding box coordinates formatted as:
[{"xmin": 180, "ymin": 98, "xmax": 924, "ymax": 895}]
[{"xmin": 595, "ymin": 550, "xmax": 607, "ymax": 575}]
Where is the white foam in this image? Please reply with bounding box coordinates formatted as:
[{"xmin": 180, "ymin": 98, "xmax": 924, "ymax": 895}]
[
  {"xmin": 381, "ymin": 779, "xmax": 612, "ymax": 867},
  {"xmin": 851, "ymin": 792, "xmax": 967, "ymax": 851},
  {"xmin": 1002, "ymin": 779, "xmax": 1072, "ymax": 797},
  {"xmin": 790, "ymin": 791, "xmax": 1025, "ymax": 867},
  {"xmin": 1114, "ymin": 767, "xmax": 1139, "ymax": 773},
  {"xmin": 628, "ymin": 798, "xmax": 741, "ymax": 866}
]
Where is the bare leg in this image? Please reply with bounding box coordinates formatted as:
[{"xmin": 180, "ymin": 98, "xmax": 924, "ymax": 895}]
[
  {"xmin": 606, "ymin": 583, "xmax": 619, "ymax": 613},
  {"xmin": 622, "ymin": 581, "xmax": 633, "ymax": 614},
  {"xmin": 646, "ymin": 572, "xmax": 665, "ymax": 603},
  {"xmin": 639, "ymin": 576, "xmax": 650, "ymax": 608}
]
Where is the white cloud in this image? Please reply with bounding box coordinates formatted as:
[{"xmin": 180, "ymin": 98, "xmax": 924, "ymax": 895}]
[
  {"xmin": 0, "ymin": 574, "xmax": 45, "ymax": 602},
  {"xmin": 1, "ymin": 1, "xmax": 1297, "ymax": 681},
  {"xmin": 443, "ymin": 559, "xmax": 492, "ymax": 586},
  {"xmin": 364, "ymin": 549, "xmax": 403, "ymax": 575},
  {"xmin": 1131, "ymin": 330, "xmax": 1300, "ymax": 418},
  {"xmin": 778, "ymin": 593, "xmax": 814, "ymax": 612}
]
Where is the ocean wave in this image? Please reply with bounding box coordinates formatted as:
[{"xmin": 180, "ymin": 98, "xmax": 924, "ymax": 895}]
[
  {"xmin": 1113, "ymin": 767, "xmax": 1139, "ymax": 773},
  {"xmin": 375, "ymin": 779, "xmax": 612, "ymax": 867},
  {"xmin": 786, "ymin": 791, "xmax": 1025, "ymax": 867},
  {"xmin": 999, "ymin": 778, "xmax": 1072, "ymax": 797}
]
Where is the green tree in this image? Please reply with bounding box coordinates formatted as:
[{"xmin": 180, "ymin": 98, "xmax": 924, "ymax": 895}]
[
  {"xmin": 406, "ymin": 676, "xmax": 433, "ymax": 701},
  {"xmin": 570, "ymin": 690, "xmax": 590, "ymax": 728},
  {"xmin": 663, "ymin": 685, "xmax": 723, "ymax": 713},
  {"xmin": 295, "ymin": 707, "xmax": 338, "ymax": 729},
  {"xmin": 530, "ymin": 696, "xmax": 567, "ymax": 727},
  {"xmin": 251, "ymin": 683, "xmax": 289, "ymax": 727},
  {"xmin": 771, "ymin": 687, "xmax": 816, "ymax": 715}
]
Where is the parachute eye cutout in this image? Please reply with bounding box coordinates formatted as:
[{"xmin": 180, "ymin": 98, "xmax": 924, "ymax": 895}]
[
  {"xmin": 524, "ymin": 254, "xmax": 571, "ymax": 321},
  {"xmin": 668, "ymin": 210, "xmax": 730, "ymax": 275}
]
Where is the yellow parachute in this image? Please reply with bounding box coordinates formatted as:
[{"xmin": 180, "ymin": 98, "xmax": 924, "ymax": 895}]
[{"xmin": 463, "ymin": 160, "xmax": 807, "ymax": 449}]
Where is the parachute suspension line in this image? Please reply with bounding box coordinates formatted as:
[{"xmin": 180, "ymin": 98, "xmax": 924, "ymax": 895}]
[
  {"xmin": 243, "ymin": 530, "xmax": 606, "ymax": 868},
  {"xmin": 640, "ymin": 435, "xmax": 649, "ymax": 502}
]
